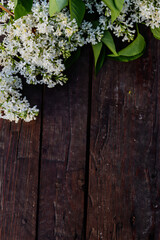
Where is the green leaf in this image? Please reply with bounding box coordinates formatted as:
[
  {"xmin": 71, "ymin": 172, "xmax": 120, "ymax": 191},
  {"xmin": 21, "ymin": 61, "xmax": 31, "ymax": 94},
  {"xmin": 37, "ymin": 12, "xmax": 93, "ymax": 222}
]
[
  {"xmin": 108, "ymin": 52, "xmax": 144, "ymax": 62},
  {"xmin": 102, "ymin": 30, "xmax": 118, "ymax": 55},
  {"xmin": 92, "ymin": 42, "xmax": 107, "ymax": 74},
  {"xmin": 151, "ymin": 27, "xmax": 160, "ymax": 40},
  {"xmin": 96, "ymin": 47, "xmax": 106, "ymax": 74},
  {"xmin": 14, "ymin": 0, "xmax": 33, "ymax": 20},
  {"xmin": 118, "ymin": 33, "xmax": 146, "ymax": 56},
  {"xmin": 49, "ymin": 0, "xmax": 68, "ymax": 17},
  {"xmin": 92, "ymin": 42, "xmax": 103, "ymax": 67},
  {"xmin": 102, "ymin": 0, "xmax": 124, "ymax": 22},
  {"xmin": 108, "ymin": 33, "xmax": 146, "ymax": 62},
  {"xmin": 69, "ymin": 0, "xmax": 85, "ymax": 27}
]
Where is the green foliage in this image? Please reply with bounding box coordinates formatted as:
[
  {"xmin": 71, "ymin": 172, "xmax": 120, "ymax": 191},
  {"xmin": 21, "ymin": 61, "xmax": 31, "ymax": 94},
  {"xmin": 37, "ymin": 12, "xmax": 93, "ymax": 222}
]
[
  {"xmin": 102, "ymin": 0, "xmax": 124, "ymax": 22},
  {"xmin": 151, "ymin": 27, "xmax": 160, "ymax": 40},
  {"xmin": 92, "ymin": 42, "xmax": 103, "ymax": 67},
  {"xmin": 14, "ymin": 0, "xmax": 33, "ymax": 19},
  {"xmin": 108, "ymin": 32, "xmax": 146, "ymax": 62},
  {"xmin": 49, "ymin": 0, "xmax": 68, "ymax": 16},
  {"xmin": 95, "ymin": 46, "xmax": 106, "ymax": 74},
  {"xmin": 92, "ymin": 31, "xmax": 146, "ymax": 73},
  {"xmin": 92, "ymin": 43, "xmax": 106, "ymax": 74},
  {"xmin": 69, "ymin": 0, "xmax": 85, "ymax": 27},
  {"xmin": 102, "ymin": 30, "xmax": 118, "ymax": 55}
]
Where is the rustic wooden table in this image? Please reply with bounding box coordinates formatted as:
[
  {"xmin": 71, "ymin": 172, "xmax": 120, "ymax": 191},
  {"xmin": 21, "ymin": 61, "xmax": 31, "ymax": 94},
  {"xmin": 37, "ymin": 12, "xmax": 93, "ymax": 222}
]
[{"xmin": 0, "ymin": 32, "xmax": 160, "ymax": 240}]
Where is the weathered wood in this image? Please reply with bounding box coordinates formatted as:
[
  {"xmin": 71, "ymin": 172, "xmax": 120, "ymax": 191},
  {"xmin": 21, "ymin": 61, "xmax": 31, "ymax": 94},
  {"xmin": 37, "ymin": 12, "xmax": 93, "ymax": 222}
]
[
  {"xmin": 37, "ymin": 49, "xmax": 90, "ymax": 240},
  {"xmin": 0, "ymin": 85, "xmax": 42, "ymax": 240},
  {"xmin": 86, "ymin": 33, "xmax": 160, "ymax": 240},
  {"xmin": 151, "ymin": 38, "xmax": 160, "ymax": 240},
  {"xmin": 1, "ymin": 31, "xmax": 160, "ymax": 240}
]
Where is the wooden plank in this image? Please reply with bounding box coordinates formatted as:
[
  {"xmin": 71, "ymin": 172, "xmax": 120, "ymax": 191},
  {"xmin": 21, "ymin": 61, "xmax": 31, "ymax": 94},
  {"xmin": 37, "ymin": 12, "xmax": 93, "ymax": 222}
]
[
  {"xmin": 86, "ymin": 33, "xmax": 160, "ymax": 240},
  {"xmin": 0, "ymin": 85, "xmax": 42, "ymax": 240},
  {"xmin": 37, "ymin": 49, "xmax": 90, "ymax": 240},
  {"xmin": 152, "ymin": 39, "xmax": 160, "ymax": 240}
]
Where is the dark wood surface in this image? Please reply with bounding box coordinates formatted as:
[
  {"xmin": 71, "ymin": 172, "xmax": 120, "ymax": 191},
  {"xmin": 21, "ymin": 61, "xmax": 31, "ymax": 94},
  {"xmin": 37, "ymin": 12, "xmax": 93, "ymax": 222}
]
[
  {"xmin": 86, "ymin": 35, "xmax": 160, "ymax": 240},
  {"xmin": 0, "ymin": 85, "xmax": 42, "ymax": 240},
  {"xmin": 37, "ymin": 50, "xmax": 90, "ymax": 240},
  {"xmin": 0, "ymin": 33, "xmax": 160, "ymax": 240}
]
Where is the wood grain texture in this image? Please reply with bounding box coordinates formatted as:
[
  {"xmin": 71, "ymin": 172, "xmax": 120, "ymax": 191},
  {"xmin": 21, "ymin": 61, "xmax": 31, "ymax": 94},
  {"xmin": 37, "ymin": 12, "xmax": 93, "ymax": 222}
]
[
  {"xmin": 86, "ymin": 33, "xmax": 160, "ymax": 240},
  {"xmin": 37, "ymin": 49, "xmax": 90, "ymax": 240},
  {"xmin": 0, "ymin": 85, "xmax": 42, "ymax": 240},
  {"xmin": 1, "ymin": 31, "xmax": 160, "ymax": 240}
]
